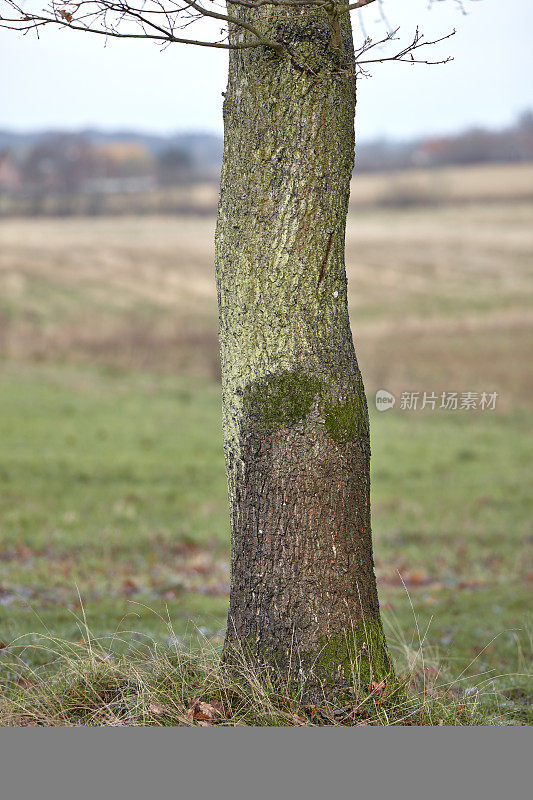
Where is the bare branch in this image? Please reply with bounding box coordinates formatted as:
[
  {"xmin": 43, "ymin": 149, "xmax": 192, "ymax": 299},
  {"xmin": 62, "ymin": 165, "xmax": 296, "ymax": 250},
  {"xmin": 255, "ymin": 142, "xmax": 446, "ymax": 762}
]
[
  {"xmin": 354, "ymin": 26, "xmax": 456, "ymax": 74},
  {"xmin": 0, "ymin": 0, "xmax": 283, "ymax": 51},
  {"xmin": 0, "ymin": 0, "xmax": 459, "ymax": 64},
  {"xmin": 340, "ymin": 0, "xmax": 376, "ymax": 11},
  {"xmin": 226, "ymin": 0, "xmax": 330, "ymax": 7}
]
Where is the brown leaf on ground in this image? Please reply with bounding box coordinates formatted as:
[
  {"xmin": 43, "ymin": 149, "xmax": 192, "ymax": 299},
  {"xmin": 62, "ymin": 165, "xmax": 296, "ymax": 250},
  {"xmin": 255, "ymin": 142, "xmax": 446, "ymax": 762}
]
[
  {"xmin": 15, "ymin": 677, "xmax": 37, "ymax": 689},
  {"xmin": 458, "ymin": 579, "xmax": 484, "ymax": 590},
  {"xmin": 15, "ymin": 542, "xmax": 36, "ymax": 560},
  {"xmin": 149, "ymin": 701, "xmax": 170, "ymax": 717},
  {"xmin": 369, "ymin": 679, "xmax": 387, "ymax": 698},
  {"xmin": 378, "ymin": 570, "xmax": 436, "ymax": 589},
  {"xmin": 186, "ymin": 697, "xmax": 223, "ymax": 725},
  {"xmin": 121, "ymin": 578, "xmax": 139, "ymax": 596},
  {"xmin": 405, "ymin": 570, "xmax": 432, "ymax": 587}
]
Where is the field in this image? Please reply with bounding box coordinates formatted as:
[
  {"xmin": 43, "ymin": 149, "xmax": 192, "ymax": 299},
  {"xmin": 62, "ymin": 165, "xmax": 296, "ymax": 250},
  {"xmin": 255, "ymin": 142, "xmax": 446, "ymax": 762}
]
[{"xmin": 0, "ymin": 165, "xmax": 532, "ymax": 722}]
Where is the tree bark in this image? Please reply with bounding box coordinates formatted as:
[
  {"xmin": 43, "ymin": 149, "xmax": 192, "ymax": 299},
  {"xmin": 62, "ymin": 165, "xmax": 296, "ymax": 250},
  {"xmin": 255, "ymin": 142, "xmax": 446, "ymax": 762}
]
[{"xmin": 215, "ymin": 5, "xmax": 392, "ymax": 698}]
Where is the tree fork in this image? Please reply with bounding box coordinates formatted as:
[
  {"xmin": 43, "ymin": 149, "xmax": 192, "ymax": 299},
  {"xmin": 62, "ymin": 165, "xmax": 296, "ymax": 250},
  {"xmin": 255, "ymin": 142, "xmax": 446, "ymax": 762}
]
[{"xmin": 216, "ymin": 4, "xmax": 393, "ymax": 697}]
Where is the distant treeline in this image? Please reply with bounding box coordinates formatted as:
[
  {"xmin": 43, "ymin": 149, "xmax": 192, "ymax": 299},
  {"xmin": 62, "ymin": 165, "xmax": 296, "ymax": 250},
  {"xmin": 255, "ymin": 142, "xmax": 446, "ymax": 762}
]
[
  {"xmin": 355, "ymin": 111, "xmax": 533, "ymax": 172},
  {"xmin": 0, "ymin": 130, "xmax": 222, "ymax": 204},
  {"xmin": 0, "ymin": 112, "xmax": 531, "ymax": 215}
]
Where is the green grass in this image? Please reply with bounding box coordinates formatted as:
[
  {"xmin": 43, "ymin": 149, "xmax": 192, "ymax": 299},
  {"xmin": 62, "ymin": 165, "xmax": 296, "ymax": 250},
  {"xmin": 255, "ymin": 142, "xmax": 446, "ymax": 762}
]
[
  {"xmin": 0, "ymin": 361, "xmax": 530, "ymax": 714},
  {"xmin": 1, "ymin": 200, "xmax": 531, "ymax": 723},
  {"xmin": 1, "ymin": 629, "xmax": 520, "ymax": 727},
  {"xmin": 0, "ymin": 363, "xmax": 229, "ymax": 666}
]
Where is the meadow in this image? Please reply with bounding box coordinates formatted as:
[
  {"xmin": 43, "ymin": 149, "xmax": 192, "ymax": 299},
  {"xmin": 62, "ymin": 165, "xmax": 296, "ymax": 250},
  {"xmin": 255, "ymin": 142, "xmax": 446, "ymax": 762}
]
[{"xmin": 0, "ymin": 165, "xmax": 532, "ymax": 723}]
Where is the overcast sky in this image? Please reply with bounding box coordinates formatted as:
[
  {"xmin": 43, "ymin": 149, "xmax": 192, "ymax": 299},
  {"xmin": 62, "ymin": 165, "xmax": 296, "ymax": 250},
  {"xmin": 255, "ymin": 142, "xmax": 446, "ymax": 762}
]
[{"xmin": 0, "ymin": 0, "xmax": 531, "ymax": 141}]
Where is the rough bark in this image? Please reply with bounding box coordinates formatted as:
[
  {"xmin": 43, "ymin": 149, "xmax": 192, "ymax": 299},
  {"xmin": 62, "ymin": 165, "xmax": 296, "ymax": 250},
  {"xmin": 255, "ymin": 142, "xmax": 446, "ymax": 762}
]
[{"xmin": 215, "ymin": 5, "xmax": 392, "ymax": 697}]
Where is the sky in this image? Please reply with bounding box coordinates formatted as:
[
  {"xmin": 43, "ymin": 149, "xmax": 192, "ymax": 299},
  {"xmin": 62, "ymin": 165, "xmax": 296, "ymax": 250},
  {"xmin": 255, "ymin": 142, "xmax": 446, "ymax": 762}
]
[{"xmin": 0, "ymin": 0, "xmax": 531, "ymax": 141}]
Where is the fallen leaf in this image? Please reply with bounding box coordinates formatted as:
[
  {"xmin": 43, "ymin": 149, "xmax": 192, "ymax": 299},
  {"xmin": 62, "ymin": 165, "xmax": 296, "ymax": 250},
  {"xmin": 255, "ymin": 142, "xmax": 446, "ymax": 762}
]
[
  {"xmin": 186, "ymin": 697, "xmax": 223, "ymax": 725},
  {"xmin": 369, "ymin": 679, "xmax": 387, "ymax": 698},
  {"xmin": 121, "ymin": 579, "xmax": 139, "ymax": 596},
  {"xmin": 458, "ymin": 579, "xmax": 483, "ymax": 590},
  {"xmin": 406, "ymin": 570, "xmax": 432, "ymax": 587},
  {"xmin": 149, "ymin": 701, "xmax": 170, "ymax": 717}
]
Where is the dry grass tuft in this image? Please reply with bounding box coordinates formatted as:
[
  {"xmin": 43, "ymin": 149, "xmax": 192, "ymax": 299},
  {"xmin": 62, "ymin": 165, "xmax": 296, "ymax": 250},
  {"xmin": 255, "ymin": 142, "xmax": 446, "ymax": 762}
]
[{"xmin": 1, "ymin": 612, "xmax": 529, "ymax": 727}]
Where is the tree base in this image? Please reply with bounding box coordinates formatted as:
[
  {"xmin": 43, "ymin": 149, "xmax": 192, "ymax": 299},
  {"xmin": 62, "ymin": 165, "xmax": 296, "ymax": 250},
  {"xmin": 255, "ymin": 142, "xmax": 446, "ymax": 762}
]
[{"xmin": 223, "ymin": 616, "xmax": 394, "ymax": 704}]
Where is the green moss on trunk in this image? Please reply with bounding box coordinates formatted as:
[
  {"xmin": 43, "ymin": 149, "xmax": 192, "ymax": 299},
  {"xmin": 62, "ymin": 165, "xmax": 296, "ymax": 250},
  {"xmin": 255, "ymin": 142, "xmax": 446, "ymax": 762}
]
[
  {"xmin": 243, "ymin": 370, "xmax": 321, "ymax": 434},
  {"xmin": 225, "ymin": 616, "xmax": 393, "ymax": 701},
  {"xmin": 316, "ymin": 618, "xmax": 393, "ymax": 689},
  {"xmin": 243, "ymin": 369, "xmax": 369, "ymax": 443},
  {"xmin": 323, "ymin": 383, "xmax": 368, "ymax": 443}
]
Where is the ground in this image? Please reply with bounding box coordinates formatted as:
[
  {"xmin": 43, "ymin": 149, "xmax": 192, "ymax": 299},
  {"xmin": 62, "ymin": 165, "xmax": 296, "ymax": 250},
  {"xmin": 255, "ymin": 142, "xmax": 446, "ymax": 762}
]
[{"xmin": 0, "ymin": 164, "xmax": 531, "ymax": 723}]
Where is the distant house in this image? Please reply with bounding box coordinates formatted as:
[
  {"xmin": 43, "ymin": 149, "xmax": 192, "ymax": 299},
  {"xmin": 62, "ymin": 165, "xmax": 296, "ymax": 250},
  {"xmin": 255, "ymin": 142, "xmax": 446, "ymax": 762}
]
[
  {"xmin": 81, "ymin": 141, "xmax": 156, "ymax": 193},
  {"xmin": 0, "ymin": 151, "xmax": 22, "ymax": 192}
]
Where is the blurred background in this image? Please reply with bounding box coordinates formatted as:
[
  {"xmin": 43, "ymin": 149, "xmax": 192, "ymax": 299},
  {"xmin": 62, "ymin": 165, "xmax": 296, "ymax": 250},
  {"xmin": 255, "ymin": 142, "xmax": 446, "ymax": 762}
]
[{"xmin": 0, "ymin": 0, "xmax": 531, "ymax": 699}]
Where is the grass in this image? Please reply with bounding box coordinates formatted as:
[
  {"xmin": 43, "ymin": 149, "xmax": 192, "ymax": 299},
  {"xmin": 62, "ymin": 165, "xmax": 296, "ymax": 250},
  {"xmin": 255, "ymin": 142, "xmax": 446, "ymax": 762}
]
[
  {"xmin": 1, "ymin": 203, "xmax": 532, "ymax": 396},
  {"xmin": 0, "ymin": 363, "xmax": 229, "ymax": 666},
  {"xmin": 1, "ymin": 613, "xmax": 530, "ymax": 726},
  {"xmin": 350, "ymin": 162, "xmax": 533, "ymax": 208},
  {"xmin": 0, "ymin": 362, "xmax": 530, "ymax": 723},
  {"xmin": 0, "ymin": 194, "xmax": 531, "ymax": 724}
]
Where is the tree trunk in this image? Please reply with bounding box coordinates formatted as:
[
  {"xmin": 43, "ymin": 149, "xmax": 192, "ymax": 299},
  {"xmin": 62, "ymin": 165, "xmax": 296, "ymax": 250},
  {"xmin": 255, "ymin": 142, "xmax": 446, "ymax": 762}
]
[{"xmin": 215, "ymin": 5, "xmax": 392, "ymax": 698}]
